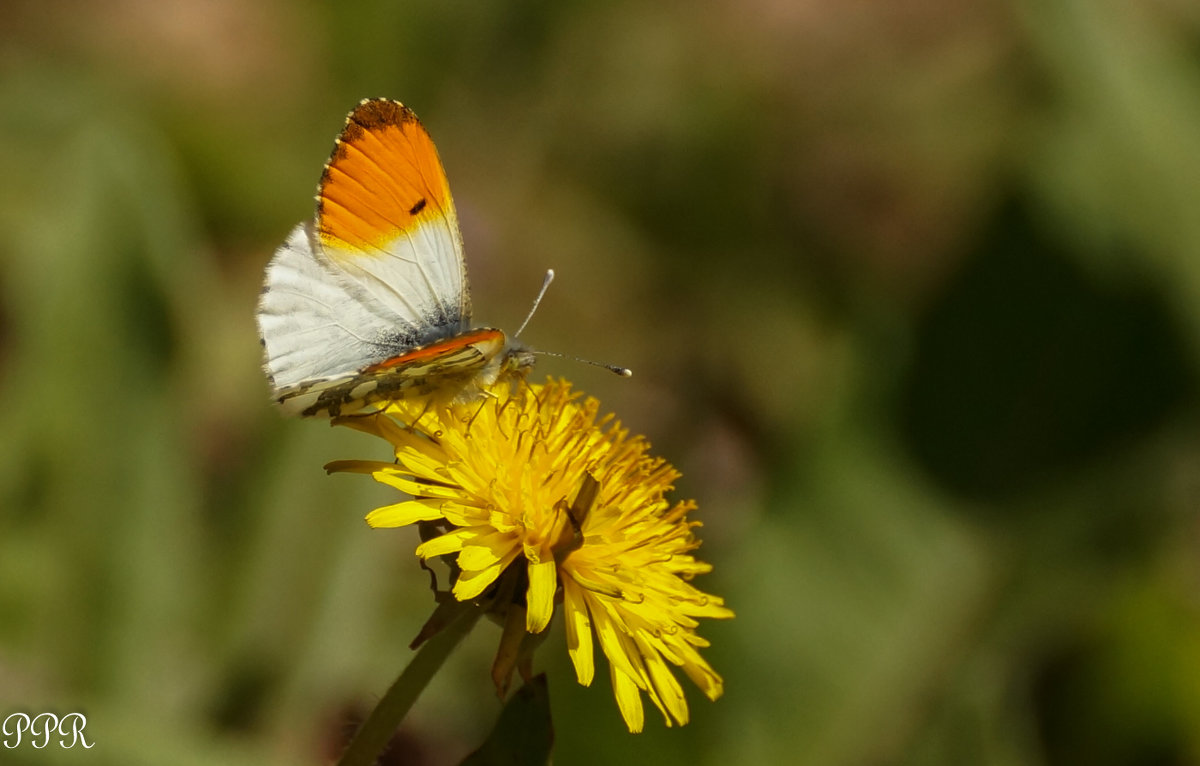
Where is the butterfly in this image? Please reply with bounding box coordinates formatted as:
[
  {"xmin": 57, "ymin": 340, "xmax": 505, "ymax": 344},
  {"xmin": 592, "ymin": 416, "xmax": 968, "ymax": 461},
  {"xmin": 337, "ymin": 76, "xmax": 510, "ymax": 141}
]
[{"xmin": 256, "ymin": 98, "xmax": 538, "ymax": 418}]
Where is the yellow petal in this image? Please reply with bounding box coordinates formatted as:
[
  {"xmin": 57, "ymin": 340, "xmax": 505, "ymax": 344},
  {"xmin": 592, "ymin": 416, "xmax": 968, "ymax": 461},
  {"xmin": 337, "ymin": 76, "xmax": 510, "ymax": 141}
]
[
  {"xmin": 374, "ymin": 472, "xmax": 465, "ymax": 501},
  {"xmin": 456, "ymin": 530, "xmax": 518, "ymax": 571},
  {"xmin": 525, "ymin": 559, "xmax": 557, "ymax": 634},
  {"xmin": 453, "ymin": 544, "xmax": 521, "ymax": 600},
  {"xmin": 438, "ymin": 499, "xmax": 491, "ymax": 527},
  {"xmin": 589, "ymin": 596, "xmax": 643, "ymax": 684},
  {"xmin": 452, "ymin": 566, "xmax": 503, "ymax": 600},
  {"xmin": 365, "ymin": 500, "xmax": 444, "ymax": 528},
  {"xmin": 610, "ymin": 664, "xmax": 645, "ymax": 733},
  {"xmin": 415, "ymin": 527, "xmax": 484, "ymax": 558},
  {"xmin": 678, "ymin": 652, "xmax": 725, "ymax": 701},
  {"xmin": 562, "ymin": 579, "xmax": 595, "ymax": 686},
  {"xmin": 641, "ymin": 640, "xmax": 688, "ymax": 726}
]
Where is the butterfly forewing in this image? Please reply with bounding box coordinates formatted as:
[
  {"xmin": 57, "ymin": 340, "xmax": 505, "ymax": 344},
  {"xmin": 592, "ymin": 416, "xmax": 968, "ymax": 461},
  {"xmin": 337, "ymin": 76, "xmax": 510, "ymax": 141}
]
[{"xmin": 316, "ymin": 100, "xmax": 470, "ymax": 334}]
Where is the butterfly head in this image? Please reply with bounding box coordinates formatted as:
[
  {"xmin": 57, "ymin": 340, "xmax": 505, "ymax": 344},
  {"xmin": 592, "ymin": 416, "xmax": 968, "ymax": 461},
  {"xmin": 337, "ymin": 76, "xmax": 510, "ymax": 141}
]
[{"xmin": 499, "ymin": 339, "xmax": 537, "ymax": 380}]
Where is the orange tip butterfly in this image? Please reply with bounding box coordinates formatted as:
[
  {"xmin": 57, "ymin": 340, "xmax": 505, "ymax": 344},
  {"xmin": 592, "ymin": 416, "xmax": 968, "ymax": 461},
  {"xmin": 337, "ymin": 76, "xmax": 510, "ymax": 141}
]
[{"xmin": 256, "ymin": 98, "xmax": 546, "ymax": 418}]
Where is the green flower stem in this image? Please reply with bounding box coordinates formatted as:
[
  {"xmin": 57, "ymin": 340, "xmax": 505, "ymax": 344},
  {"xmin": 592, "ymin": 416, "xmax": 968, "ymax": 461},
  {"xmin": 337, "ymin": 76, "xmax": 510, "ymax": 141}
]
[{"xmin": 337, "ymin": 604, "xmax": 482, "ymax": 766}]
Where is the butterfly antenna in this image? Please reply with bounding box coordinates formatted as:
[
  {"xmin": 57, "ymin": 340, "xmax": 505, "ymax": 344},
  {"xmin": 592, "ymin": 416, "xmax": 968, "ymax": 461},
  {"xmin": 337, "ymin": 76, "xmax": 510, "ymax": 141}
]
[
  {"xmin": 517, "ymin": 269, "xmax": 633, "ymax": 377},
  {"xmin": 515, "ymin": 269, "xmax": 556, "ymax": 338},
  {"xmin": 533, "ymin": 349, "xmax": 632, "ymax": 377}
]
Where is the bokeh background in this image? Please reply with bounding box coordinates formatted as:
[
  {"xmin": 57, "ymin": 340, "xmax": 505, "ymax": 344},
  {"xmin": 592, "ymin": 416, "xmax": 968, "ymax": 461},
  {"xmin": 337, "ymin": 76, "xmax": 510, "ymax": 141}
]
[{"xmin": 3, "ymin": 0, "xmax": 1200, "ymax": 763}]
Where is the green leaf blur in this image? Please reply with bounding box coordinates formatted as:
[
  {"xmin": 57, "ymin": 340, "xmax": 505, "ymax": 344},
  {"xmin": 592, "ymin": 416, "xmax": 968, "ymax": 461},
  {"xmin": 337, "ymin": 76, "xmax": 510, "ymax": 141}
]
[{"xmin": 459, "ymin": 675, "xmax": 552, "ymax": 766}]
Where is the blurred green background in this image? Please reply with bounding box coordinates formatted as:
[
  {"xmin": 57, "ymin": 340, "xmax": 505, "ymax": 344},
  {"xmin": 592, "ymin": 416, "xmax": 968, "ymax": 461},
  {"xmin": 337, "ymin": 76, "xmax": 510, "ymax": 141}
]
[{"xmin": 3, "ymin": 0, "xmax": 1200, "ymax": 763}]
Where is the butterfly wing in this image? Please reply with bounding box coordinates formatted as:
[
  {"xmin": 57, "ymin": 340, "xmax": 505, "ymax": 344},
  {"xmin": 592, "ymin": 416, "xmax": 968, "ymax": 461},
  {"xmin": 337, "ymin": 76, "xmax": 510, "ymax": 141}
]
[
  {"xmin": 258, "ymin": 221, "xmax": 430, "ymax": 391},
  {"xmin": 276, "ymin": 328, "xmax": 507, "ymax": 418},
  {"xmin": 257, "ymin": 99, "xmax": 482, "ymax": 415},
  {"xmin": 315, "ymin": 99, "xmax": 471, "ymax": 332}
]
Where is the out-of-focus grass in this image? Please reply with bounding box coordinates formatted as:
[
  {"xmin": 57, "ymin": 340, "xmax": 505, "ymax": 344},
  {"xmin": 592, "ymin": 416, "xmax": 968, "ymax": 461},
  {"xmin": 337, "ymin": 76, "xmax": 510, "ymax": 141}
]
[{"xmin": 1, "ymin": 1, "xmax": 1200, "ymax": 764}]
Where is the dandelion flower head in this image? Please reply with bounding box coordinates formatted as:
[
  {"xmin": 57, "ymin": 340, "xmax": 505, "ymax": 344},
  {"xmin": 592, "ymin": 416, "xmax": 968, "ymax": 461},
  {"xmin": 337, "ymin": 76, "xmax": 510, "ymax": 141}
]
[{"xmin": 328, "ymin": 378, "xmax": 733, "ymax": 732}]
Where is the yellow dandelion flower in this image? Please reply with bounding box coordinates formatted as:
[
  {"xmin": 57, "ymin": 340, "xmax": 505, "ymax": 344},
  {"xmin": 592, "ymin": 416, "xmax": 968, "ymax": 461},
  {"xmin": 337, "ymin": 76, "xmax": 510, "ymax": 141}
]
[{"xmin": 327, "ymin": 378, "xmax": 733, "ymax": 732}]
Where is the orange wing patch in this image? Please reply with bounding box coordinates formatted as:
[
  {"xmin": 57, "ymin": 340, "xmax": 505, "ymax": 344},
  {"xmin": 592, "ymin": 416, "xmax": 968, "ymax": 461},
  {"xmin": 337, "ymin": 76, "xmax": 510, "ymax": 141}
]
[
  {"xmin": 365, "ymin": 328, "xmax": 505, "ymax": 371},
  {"xmin": 317, "ymin": 99, "xmax": 454, "ymax": 252}
]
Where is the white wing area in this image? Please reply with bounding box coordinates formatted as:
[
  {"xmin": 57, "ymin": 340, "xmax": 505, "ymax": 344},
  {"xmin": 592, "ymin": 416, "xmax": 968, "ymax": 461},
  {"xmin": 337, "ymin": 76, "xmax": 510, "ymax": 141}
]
[
  {"xmin": 257, "ymin": 223, "xmax": 465, "ymax": 391},
  {"xmin": 319, "ymin": 200, "xmax": 470, "ymax": 334}
]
